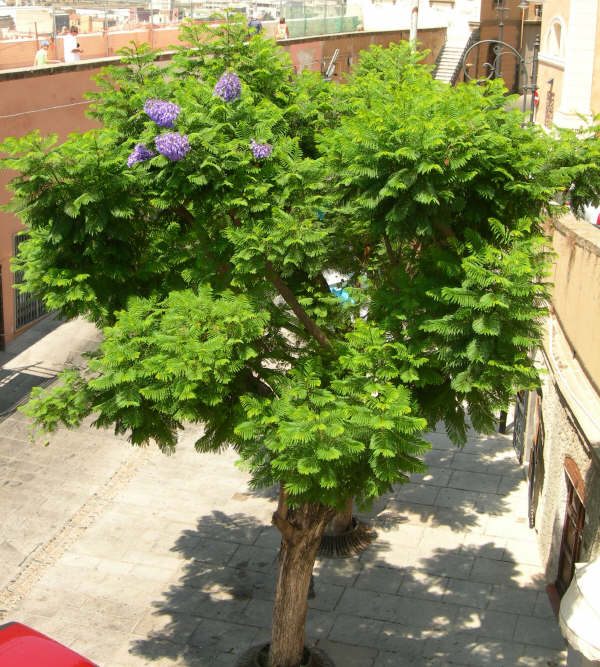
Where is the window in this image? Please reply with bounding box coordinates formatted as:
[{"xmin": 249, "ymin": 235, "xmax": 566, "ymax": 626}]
[
  {"xmin": 512, "ymin": 390, "xmax": 528, "ymax": 464},
  {"xmin": 555, "ymin": 459, "xmax": 586, "ymax": 597},
  {"xmin": 527, "ymin": 394, "xmax": 544, "ymax": 528},
  {"xmin": 13, "ymin": 234, "xmax": 46, "ymax": 330},
  {"xmin": 545, "ymin": 18, "xmax": 565, "ymax": 59},
  {"xmin": 534, "ymin": 4, "xmax": 542, "ymax": 18}
]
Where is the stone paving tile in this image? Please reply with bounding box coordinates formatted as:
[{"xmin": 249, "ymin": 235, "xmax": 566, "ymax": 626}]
[
  {"xmin": 459, "ymin": 534, "xmax": 506, "ymax": 561},
  {"xmin": 377, "ymin": 623, "xmax": 427, "ymax": 659},
  {"xmin": 514, "ymin": 615, "xmax": 567, "ymax": 650},
  {"xmin": 427, "ymin": 505, "xmax": 489, "ymax": 534},
  {"xmin": 391, "ymin": 482, "xmax": 441, "ymax": 505},
  {"xmin": 398, "ymin": 569, "xmax": 447, "ymax": 601},
  {"xmin": 252, "ymin": 525, "xmax": 282, "ymax": 550},
  {"xmin": 313, "ymin": 555, "xmax": 363, "ymax": 585},
  {"xmin": 411, "ymin": 465, "xmax": 452, "ymax": 487},
  {"xmin": 503, "ymin": 537, "xmax": 544, "ymax": 566},
  {"xmin": 435, "ymin": 486, "xmax": 481, "ymax": 510},
  {"xmin": 470, "ymin": 556, "xmax": 527, "ymax": 586},
  {"xmin": 418, "ymin": 551, "xmax": 475, "ymax": 580},
  {"xmin": 518, "ymin": 644, "xmax": 568, "ymax": 666},
  {"xmin": 487, "ymin": 584, "xmax": 539, "ymax": 615},
  {"xmin": 423, "ymin": 633, "xmax": 529, "ymax": 666},
  {"xmin": 361, "ymin": 542, "xmax": 422, "ymax": 571},
  {"xmin": 307, "ymin": 581, "xmax": 346, "ymax": 611},
  {"xmin": 418, "ymin": 526, "xmax": 467, "ymax": 556},
  {"xmin": 225, "ymin": 544, "xmax": 279, "ymax": 574},
  {"xmin": 336, "ymin": 587, "xmax": 401, "ymax": 624},
  {"xmin": 454, "ymin": 607, "xmax": 518, "ymax": 641},
  {"xmin": 328, "ymin": 613, "xmax": 384, "ymax": 647},
  {"xmin": 485, "ymin": 514, "xmax": 531, "ymax": 539},
  {"xmin": 449, "ymin": 451, "xmax": 498, "ymax": 473},
  {"xmin": 317, "ymin": 639, "xmax": 378, "ymax": 667},
  {"xmin": 354, "ymin": 564, "xmax": 403, "ymax": 594},
  {"xmin": 443, "ymin": 578, "xmax": 493, "ymax": 609},
  {"xmin": 423, "ymin": 448, "xmax": 456, "ymax": 468},
  {"xmin": 533, "ymin": 590, "xmax": 557, "ymax": 619},
  {"xmin": 448, "ymin": 470, "xmax": 502, "ymax": 494}
]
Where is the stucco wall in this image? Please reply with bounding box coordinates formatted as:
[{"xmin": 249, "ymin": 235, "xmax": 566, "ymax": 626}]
[
  {"xmin": 535, "ymin": 362, "xmax": 600, "ymax": 581},
  {"xmin": 528, "ymin": 0, "xmax": 568, "ymax": 127},
  {"xmin": 0, "ymin": 65, "xmax": 102, "ymax": 347},
  {"xmin": 592, "ymin": 1, "xmax": 600, "ymax": 115},
  {"xmin": 549, "ymin": 214, "xmax": 600, "ymax": 394}
]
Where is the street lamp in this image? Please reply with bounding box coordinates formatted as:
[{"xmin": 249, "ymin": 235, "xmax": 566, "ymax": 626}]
[
  {"xmin": 495, "ymin": 0, "xmax": 510, "ymax": 79},
  {"xmin": 461, "ymin": 35, "xmax": 541, "ymax": 123},
  {"xmin": 518, "ymin": 0, "xmax": 529, "ymax": 50}
]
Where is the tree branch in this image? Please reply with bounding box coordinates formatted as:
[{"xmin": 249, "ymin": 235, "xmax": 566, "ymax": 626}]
[
  {"xmin": 272, "ymin": 485, "xmax": 296, "ymax": 540},
  {"xmin": 383, "ymin": 233, "xmax": 398, "ymax": 266},
  {"xmin": 174, "ymin": 203, "xmax": 195, "ymax": 228},
  {"xmin": 264, "ymin": 260, "xmax": 333, "ymax": 352}
]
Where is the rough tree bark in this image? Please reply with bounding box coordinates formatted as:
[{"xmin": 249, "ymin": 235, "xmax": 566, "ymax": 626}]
[
  {"xmin": 269, "ymin": 488, "xmax": 334, "ymax": 667},
  {"xmin": 324, "ymin": 497, "xmax": 353, "ymax": 535}
]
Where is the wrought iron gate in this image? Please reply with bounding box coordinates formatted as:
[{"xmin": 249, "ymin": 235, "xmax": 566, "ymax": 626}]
[
  {"xmin": 0, "ymin": 265, "xmax": 4, "ymax": 350},
  {"xmin": 13, "ymin": 233, "xmax": 46, "ymax": 330},
  {"xmin": 512, "ymin": 390, "xmax": 528, "ymax": 464}
]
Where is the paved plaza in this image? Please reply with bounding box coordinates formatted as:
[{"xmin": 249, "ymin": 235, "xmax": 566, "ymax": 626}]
[{"xmin": 0, "ymin": 317, "xmax": 567, "ymax": 666}]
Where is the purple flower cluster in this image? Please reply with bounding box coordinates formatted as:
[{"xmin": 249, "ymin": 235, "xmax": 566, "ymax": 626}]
[
  {"xmin": 155, "ymin": 132, "xmax": 191, "ymax": 162},
  {"xmin": 127, "ymin": 143, "xmax": 155, "ymax": 167},
  {"xmin": 143, "ymin": 99, "xmax": 181, "ymax": 128},
  {"xmin": 213, "ymin": 71, "xmax": 242, "ymax": 103},
  {"xmin": 250, "ymin": 139, "xmax": 273, "ymax": 160}
]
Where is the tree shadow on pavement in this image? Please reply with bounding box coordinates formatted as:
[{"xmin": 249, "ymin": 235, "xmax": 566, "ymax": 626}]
[
  {"xmin": 130, "ymin": 510, "xmax": 276, "ymax": 666},
  {"xmin": 315, "ymin": 537, "xmax": 565, "ymax": 667},
  {"xmin": 129, "ymin": 504, "xmax": 565, "ymax": 667},
  {"xmin": 357, "ymin": 428, "xmax": 526, "ymax": 536},
  {"xmin": 129, "ymin": 423, "xmax": 546, "ymax": 666}
]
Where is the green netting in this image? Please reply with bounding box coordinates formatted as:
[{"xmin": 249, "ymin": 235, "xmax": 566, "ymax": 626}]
[{"xmin": 287, "ymin": 15, "xmax": 359, "ymax": 38}]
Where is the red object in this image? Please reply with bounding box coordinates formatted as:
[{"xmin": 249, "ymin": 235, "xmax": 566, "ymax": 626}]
[
  {"xmin": 596, "ymin": 212, "xmax": 600, "ymax": 226},
  {"xmin": 0, "ymin": 623, "xmax": 97, "ymax": 666},
  {"xmin": 533, "ymin": 90, "xmax": 540, "ymax": 107}
]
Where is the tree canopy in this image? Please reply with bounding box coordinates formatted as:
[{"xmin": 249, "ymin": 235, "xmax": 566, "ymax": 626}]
[{"xmin": 3, "ymin": 18, "xmax": 600, "ymax": 665}]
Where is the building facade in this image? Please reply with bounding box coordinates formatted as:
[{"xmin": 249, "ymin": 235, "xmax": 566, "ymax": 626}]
[
  {"xmin": 467, "ymin": 0, "xmax": 542, "ymax": 94},
  {"xmin": 514, "ymin": 0, "xmax": 600, "ymax": 616},
  {"xmin": 535, "ymin": 0, "xmax": 600, "ymax": 128}
]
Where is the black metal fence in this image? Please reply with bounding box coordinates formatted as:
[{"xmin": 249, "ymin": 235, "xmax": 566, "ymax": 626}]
[
  {"xmin": 13, "ymin": 233, "xmax": 46, "ymax": 331},
  {"xmin": 512, "ymin": 389, "xmax": 528, "ymax": 464}
]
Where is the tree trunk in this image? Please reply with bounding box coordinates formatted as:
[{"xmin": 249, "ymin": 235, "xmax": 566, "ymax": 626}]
[
  {"xmin": 324, "ymin": 497, "xmax": 353, "ymax": 535},
  {"xmin": 269, "ymin": 490, "xmax": 333, "ymax": 667}
]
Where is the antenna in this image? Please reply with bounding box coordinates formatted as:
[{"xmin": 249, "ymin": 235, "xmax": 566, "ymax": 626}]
[{"xmin": 324, "ymin": 48, "xmax": 339, "ymax": 80}]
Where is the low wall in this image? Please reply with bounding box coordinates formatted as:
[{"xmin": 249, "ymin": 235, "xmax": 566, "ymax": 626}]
[{"xmin": 549, "ymin": 213, "xmax": 600, "ymax": 395}]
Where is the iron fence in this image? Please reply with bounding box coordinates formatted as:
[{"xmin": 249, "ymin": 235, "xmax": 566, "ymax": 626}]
[{"xmin": 13, "ymin": 233, "xmax": 46, "ymax": 330}]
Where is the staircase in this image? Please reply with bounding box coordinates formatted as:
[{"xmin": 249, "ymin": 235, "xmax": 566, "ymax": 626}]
[{"xmin": 434, "ymin": 29, "xmax": 480, "ymax": 86}]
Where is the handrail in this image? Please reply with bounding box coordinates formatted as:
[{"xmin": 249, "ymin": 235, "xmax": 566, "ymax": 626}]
[{"xmin": 449, "ymin": 27, "xmax": 479, "ymax": 86}]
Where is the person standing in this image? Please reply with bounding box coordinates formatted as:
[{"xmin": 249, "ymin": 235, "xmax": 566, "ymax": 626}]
[
  {"xmin": 276, "ymin": 17, "xmax": 289, "ymax": 40},
  {"xmin": 247, "ymin": 14, "xmax": 263, "ymax": 37},
  {"xmin": 62, "ymin": 26, "xmax": 82, "ymax": 63},
  {"xmin": 33, "ymin": 40, "xmax": 54, "ymax": 66}
]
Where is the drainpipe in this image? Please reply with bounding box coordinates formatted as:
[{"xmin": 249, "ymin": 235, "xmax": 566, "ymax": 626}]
[{"xmin": 409, "ymin": 0, "xmax": 418, "ymax": 45}]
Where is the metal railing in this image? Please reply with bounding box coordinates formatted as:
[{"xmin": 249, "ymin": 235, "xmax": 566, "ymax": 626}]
[{"xmin": 13, "ymin": 233, "xmax": 46, "ymax": 331}]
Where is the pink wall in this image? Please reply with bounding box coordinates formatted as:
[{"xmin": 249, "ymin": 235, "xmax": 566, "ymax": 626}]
[{"xmin": 0, "ymin": 67, "xmax": 101, "ymax": 345}]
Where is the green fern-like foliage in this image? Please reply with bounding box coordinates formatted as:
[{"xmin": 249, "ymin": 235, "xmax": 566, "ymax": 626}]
[{"xmin": 5, "ymin": 22, "xmax": 600, "ymax": 512}]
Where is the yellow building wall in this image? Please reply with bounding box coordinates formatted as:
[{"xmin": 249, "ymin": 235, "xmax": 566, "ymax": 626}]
[{"xmin": 535, "ymin": 0, "xmax": 569, "ymax": 127}]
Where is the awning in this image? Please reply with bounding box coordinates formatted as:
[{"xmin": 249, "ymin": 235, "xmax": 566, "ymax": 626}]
[{"xmin": 559, "ymin": 558, "xmax": 600, "ymax": 661}]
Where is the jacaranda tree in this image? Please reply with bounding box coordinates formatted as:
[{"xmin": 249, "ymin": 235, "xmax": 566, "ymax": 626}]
[{"xmin": 2, "ymin": 17, "xmax": 599, "ymax": 667}]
